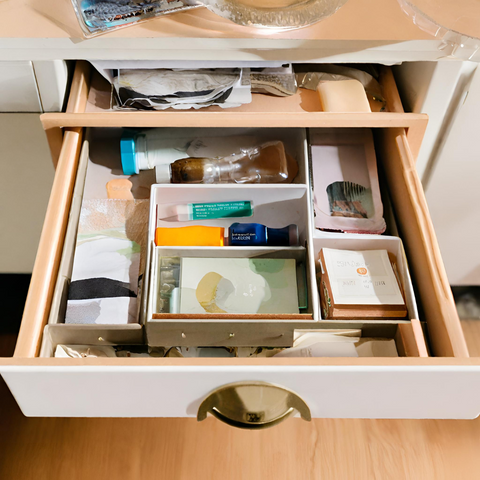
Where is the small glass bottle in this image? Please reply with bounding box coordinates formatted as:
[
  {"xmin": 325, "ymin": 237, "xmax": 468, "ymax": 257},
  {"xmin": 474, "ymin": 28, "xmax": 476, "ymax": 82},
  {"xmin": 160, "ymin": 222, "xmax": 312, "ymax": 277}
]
[{"xmin": 155, "ymin": 141, "xmax": 298, "ymax": 184}]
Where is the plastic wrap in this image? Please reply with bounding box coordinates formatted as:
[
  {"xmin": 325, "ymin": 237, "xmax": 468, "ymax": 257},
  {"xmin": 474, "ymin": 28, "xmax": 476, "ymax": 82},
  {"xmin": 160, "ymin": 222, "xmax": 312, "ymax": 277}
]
[
  {"xmin": 200, "ymin": 0, "xmax": 349, "ymax": 30},
  {"xmin": 113, "ymin": 68, "xmax": 251, "ymax": 110},
  {"xmin": 71, "ymin": 0, "xmax": 201, "ymax": 38},
  {"xmin": 398, "ymin": 0, "xmax": 480, "ymax": 61}
]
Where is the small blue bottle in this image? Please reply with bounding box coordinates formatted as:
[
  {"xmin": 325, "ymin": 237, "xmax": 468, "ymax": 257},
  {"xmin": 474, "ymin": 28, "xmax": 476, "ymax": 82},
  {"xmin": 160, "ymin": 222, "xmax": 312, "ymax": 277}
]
[{"xmin": 228, "ymin": 223, "xmax": 299, "ymax": 247}]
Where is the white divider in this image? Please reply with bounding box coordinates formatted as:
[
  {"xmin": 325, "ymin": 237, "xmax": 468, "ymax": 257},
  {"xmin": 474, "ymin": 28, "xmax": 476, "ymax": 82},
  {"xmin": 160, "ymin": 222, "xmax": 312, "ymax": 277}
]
[
  {"xmin": 39, "ymin": 135, "xmax": 144, "ymax": 357},
  {"xmin": 311, "ymin": 231, "xmax": 419, "ymax": 321},
  {"xmin": 146, "ymin": 182, "xmax": 320, "ymax": 346},
  {"xmin": 154, "ymin": 184, "xmax": 309, "ymax": 244},
  {"xmin": 140, "ymin": 126, "xmax": 308, "ymax": 185},
  {"xmin": 151, "ymin": 245, "xmax": 310, "ymax": 314}
]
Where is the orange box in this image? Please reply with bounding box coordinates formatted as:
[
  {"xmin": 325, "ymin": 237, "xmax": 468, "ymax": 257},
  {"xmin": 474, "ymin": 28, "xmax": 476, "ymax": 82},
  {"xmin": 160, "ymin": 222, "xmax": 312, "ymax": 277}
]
[{"xmin": 155, "ymin": 226, "xmax": 225, "ymax": 247}]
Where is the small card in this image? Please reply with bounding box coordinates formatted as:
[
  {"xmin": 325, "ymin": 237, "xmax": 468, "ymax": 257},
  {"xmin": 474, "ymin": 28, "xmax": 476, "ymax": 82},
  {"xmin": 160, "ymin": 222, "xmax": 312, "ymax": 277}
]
[
  {"xmin": 179, "ymin": 258, "xmax": 299, "ymax": 314},
  {"xmin": 321, "ymin": 248, "xmax": 404, "ymax": 306}
]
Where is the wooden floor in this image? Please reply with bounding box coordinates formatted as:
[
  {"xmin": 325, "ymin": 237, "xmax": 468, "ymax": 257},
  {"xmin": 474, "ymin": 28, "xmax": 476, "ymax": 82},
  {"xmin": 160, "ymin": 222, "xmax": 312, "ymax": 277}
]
[{"xmin": 1, "ymin": 323, "xmax": 480, "ymax": 480}]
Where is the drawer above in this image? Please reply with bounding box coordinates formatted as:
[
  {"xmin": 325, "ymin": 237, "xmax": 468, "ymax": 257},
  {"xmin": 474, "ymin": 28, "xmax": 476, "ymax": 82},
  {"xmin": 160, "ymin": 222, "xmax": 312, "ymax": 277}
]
[
  {"xmin": 40, "ymin": 62, "xmax": 428, "ymax": 164},
  {"xmin": 2, "ymin": 61, "xmax": 480, "ymax": 422}
]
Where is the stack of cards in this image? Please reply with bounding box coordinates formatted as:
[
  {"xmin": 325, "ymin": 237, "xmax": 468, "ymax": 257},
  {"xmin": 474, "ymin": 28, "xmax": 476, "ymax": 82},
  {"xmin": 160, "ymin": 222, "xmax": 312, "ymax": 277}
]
[{"xmin": 318, "ymin": 248, "xmax": 407, "ymax": 320}]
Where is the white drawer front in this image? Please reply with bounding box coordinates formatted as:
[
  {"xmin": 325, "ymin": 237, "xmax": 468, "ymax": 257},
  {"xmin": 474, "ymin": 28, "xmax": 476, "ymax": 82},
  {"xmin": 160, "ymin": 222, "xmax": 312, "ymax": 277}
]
[{"xmin": 2, "ymin": 365, "xmax": 480, "ymax": 419}]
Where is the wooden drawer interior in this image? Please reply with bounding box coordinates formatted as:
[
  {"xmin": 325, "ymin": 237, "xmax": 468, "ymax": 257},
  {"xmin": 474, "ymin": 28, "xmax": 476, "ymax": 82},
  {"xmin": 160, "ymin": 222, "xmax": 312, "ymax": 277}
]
[{"xmin": 12, "ymin": 61, "xmax": 467, "ymax": 362}]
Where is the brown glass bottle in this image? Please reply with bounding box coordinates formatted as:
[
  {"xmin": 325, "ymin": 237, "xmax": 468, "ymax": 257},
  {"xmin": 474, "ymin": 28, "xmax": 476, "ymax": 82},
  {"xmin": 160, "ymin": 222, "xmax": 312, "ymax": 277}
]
[{"xmin": 159, "ymin": 141, "xmax": 298, "ymax": 184}]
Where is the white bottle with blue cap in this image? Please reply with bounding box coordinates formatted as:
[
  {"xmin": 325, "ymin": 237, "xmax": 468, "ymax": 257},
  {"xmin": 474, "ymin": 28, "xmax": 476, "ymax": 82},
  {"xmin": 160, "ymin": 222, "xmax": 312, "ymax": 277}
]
[{"xmin": 120, "ymin": 129, "xmax": 190, "ymax": 176}]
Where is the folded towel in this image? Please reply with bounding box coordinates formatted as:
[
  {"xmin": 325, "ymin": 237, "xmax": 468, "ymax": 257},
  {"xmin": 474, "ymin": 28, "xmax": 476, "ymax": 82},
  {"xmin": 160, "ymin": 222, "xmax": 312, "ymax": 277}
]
[{"xmin": 65, "ymin": 199, "xmax": 149, "ymax": 325}]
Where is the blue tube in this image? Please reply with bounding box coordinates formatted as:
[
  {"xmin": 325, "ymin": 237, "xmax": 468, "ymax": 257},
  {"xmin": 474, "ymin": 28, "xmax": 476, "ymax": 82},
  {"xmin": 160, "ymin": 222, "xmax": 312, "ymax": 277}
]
[{"xmin": 229, "ymin": 223, "xmax": 298, "ymax": 246}]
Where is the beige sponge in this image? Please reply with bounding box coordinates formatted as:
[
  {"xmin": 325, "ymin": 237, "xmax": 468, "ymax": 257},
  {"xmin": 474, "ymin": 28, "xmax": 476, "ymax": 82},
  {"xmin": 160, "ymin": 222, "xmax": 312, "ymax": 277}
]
[{"xmin": 317, "ymin": 79, "xmax": 371, "ymax": 113}]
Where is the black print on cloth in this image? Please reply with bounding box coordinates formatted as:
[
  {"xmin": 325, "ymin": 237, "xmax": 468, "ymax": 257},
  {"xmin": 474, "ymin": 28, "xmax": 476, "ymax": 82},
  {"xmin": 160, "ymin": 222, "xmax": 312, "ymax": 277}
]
[
  {"xmin": 119, "ymin": 87, "xmax": 234, "ymax": 110},
  {"xmin": 68, "ymin": 277, "xmax": 137, "ymax": 301}
]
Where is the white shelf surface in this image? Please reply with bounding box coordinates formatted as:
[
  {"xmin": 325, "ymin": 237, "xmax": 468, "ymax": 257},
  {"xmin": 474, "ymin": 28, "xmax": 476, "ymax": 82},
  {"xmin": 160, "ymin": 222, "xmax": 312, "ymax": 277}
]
[{"xmin": 0, "ymin": 0, "xmax": 454, "ymax": 63}]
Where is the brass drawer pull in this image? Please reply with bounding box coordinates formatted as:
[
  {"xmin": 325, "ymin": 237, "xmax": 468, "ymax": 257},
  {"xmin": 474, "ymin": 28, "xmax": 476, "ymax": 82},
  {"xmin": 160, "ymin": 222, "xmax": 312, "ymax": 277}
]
[{"xmin": 197, "ymin": 381, "xmax": 311, "ymax": 430}]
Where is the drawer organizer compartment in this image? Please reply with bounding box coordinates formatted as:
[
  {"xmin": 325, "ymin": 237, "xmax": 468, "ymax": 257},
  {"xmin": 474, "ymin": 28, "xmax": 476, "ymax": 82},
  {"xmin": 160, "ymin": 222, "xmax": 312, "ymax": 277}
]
[
  {"xmin": 312, "ymin": 234, "xmax": 419, "ymax": 323},
  {"xmin": 146, "ymin": 183, "xmax": 317, "ymax": 347},
  {"xmin": 35, "ymin": 124, "xmax": 435, "ymax": 357},
  {"xmin": 2, "ymin": 61, "xmax": 479, "ymax": 422},
  {"xmin": 38, "ymin": 125, "xmax": 425, "ymax": 353},
  {"xmin": 40, "ymin": 127, "xmax": 315, "ymax": 349}
]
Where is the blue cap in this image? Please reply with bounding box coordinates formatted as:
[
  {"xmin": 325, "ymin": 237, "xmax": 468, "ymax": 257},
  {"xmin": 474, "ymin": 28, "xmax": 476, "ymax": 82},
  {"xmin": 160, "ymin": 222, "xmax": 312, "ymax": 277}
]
[
  {"xmin": 120, "ymin": 131, "xmax": 138, "ymax": 175},
  {"xmin": 267, "ymin": 225, "xmax": 299, "ymax": 246}
]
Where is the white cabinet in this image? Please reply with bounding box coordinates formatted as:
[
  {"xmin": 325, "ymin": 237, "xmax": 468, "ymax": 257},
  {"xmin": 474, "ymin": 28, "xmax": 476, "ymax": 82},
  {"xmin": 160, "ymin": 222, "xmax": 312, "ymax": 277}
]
[
  {"xmin": 0, "ymin": 61, "xmax": 69, "ymax": 113},
  {"xmin": 0, "ymin": 114, "xmax": 54, "ymax": 273},
  {"xmin": 425, "ymin": 66, "xmax": 480, "ymax": 286},
  {"xmin": 0, "ymin": 60, "xmax": 69, "ymax": 272},
  {"xmin": 0, "ymin": 61, "xmax": 42, "ymax": 112},
  {"xmin": 393, "ymin": 61, "xmax": 478, "ymax": 181},
  {"xmin": 32, "ymin": 61, "xmax": 71, "ymax": 112},
  {"xmin": 394, "ymin": 61, "xmax": 480, "ymax": 285}
]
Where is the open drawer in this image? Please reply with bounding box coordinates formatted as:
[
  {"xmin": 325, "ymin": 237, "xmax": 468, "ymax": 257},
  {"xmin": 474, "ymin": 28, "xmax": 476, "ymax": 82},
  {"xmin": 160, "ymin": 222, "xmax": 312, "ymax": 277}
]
[{"xmin": 2, "ymin": 62, "xmax": 480, "ymax": 424}]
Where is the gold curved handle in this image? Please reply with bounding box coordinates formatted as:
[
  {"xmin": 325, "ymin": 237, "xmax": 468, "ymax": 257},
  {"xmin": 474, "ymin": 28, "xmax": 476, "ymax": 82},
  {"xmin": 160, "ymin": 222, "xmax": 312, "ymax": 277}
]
[{"xmin": 197, "ymin": 381, "xmax": 311, "ymax": 430}]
